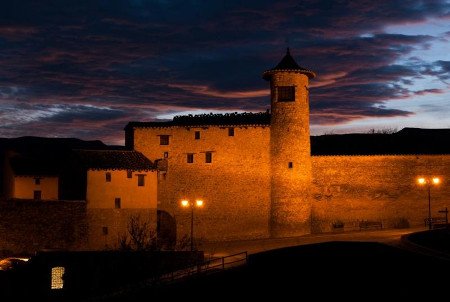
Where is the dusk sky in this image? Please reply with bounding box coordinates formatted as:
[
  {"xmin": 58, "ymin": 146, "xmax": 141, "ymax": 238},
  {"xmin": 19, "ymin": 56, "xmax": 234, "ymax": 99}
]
[{"xmin": 0, "ymin": 0, "xmax": 449, "ymax": 145}]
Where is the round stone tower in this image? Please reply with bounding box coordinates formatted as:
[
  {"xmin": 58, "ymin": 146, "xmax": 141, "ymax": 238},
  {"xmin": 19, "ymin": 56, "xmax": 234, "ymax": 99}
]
[{"xmin": 263, "ymin": 48, "xmax": 316, "ymax": 237}]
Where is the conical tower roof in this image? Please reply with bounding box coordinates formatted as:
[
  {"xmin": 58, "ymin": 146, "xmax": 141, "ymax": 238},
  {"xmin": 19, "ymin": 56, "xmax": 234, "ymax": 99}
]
[{"xmin": 263, "ymin": 48, "xmax": 316, "ymax": 80}]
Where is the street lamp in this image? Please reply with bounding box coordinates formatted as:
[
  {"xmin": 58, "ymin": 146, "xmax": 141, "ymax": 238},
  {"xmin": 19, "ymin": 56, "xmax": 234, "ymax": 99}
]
[
  {"xmin": 417, "ymin": 176, "xmax": 441, "ymax": 230},
  {"xmin": 180, "ymin": 198, "xmax": 204, "ymax": 251}
]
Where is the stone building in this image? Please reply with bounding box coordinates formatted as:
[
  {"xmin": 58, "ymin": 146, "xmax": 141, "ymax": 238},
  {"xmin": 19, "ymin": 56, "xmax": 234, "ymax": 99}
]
[{"xmin": 125, "ymin": 49, "xmax": 450, "ymax": 241}]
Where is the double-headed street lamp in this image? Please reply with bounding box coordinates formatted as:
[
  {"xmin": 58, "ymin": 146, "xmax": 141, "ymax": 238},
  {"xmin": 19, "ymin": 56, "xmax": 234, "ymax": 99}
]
[
  {"xmin": 417, "ymin": 176, "xmax": 441, "ymax": 230},
  {"xmin": 181, "ymin": 198, "xmax": 204, "ymax": 251}
]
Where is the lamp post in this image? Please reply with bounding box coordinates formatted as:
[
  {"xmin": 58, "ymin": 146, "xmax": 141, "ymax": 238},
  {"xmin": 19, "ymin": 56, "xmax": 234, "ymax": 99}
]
[
  {"xmin": 417, "ymin": 177, "xmax": 441, "ymax": 230},
  {"xmin": 181, "ymin": 198, "xmax": 204, "ymax": 251}
]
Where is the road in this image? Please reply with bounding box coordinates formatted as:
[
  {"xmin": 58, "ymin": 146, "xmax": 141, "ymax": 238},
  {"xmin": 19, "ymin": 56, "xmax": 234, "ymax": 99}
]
[{"xmin": 201, "ymin": 226, "xmax": 428, "ymax": 257}]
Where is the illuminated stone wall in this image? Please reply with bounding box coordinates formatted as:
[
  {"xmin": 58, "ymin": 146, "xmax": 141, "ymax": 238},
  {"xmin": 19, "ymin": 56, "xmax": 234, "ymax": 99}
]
[
  {"xmin": 85, "ymin": 169, "xmax": 158, "ymax": 249},
  {"xmin": 269, "ymin": 72, "xmax": 312, "ymax": 237},
  {"xmin": 311, "ymin": 155, "xmax": 450, "ymax": 232},
  {"xmin": 12, "ymin": 176, "xmax": 59, "ymax": 200},
  {"xmin": 133, "ymin": 125, "xmax": 271, "ymax": 241},
  {"xmin": 86, "ymin": 169, "xmax": 157, "ymax": 209}
]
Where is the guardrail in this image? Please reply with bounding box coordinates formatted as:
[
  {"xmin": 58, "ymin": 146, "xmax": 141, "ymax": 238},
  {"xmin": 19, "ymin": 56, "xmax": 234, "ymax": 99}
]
[{"xmin": 159, "ymin": 251, "xmax": 248, "ymax": 283}]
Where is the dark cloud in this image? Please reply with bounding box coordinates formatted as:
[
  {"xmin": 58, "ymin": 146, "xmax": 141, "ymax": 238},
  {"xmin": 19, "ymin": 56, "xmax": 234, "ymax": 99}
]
[{"xmin": 0, "ymin": 0, "xmax": 449, "ymax": 143}]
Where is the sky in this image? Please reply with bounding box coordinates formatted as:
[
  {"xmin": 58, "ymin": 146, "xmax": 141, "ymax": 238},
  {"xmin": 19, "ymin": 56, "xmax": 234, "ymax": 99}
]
[{"xmin": 0, "ymin": 0, "xmax": 449, "ymax": 145}]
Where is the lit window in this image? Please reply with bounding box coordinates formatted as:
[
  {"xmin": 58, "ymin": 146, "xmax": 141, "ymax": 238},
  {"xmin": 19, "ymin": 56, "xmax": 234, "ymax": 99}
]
[
  {"xmin": 228, "ymin": 128, "xmax": 234, "ymax": 136},
  {"xmin": 127, "ymin": 170, "xmax": 132, "ymax": 178},
  {"xmin": 115, "ymin": 197, "xmax": 121, "ymax": 209},
  {"xmin": 34, "ymin": 178, "xmax": 40, "ymax": 185},
  {"xmin": 106, "ymin": 172, "xmax": 111, "ymax": 182},
  {"xmin": 277, "ymin": 86, "xmax": 295, "ymax": 102},
  {"xmin": 205, "ymin": 152, "xmax": 212, "ymax": 163},
  {"xmin": 195, "ymin": 131, "xmax": 200, "ymax": 140},
  {"xmin": 160, "ymin": 135, "xmax": 169, "ymax": 145},
  {"xmin": 51, "ymin": 267, "xmax": 65, "ymax": 290},
  {"xmin": 138, "ymin": 174, "xmax": 145, "ymax": 186},
  {"xmin": 164, "ymin": 152, "xmax": 169, "ymax": 158},
  {"xmin": 187, "ymin": 153, "xmax": 194, "ymax": 163},
  {"xmin": 34, "ymin": 190, "xmax": 41, "ymax": 200}
]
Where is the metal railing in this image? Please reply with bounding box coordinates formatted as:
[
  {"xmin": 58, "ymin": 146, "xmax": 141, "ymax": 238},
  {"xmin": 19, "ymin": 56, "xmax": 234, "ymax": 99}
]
[{"xmin": 159, "ymin": 251, "xmax": 248, "ymax": 283}]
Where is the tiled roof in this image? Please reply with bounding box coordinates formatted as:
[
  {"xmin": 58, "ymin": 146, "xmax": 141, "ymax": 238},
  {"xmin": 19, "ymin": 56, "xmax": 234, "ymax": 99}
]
[
  {"xmin": 263, "ymin": 48, "xmax": 316, "ymax": 80},
  {"xmin": 73, "ymin": 150, "xmax": 154, "ymax": 170},
  {"xmin": 125, "ymin": 111, "xmax": 271, "ymax": 129}
]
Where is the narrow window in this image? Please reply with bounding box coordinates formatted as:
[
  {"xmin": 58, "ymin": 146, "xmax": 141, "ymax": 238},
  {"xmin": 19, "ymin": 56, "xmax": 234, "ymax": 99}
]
[
  {"xmin": 187, "ymin": 153, "xmax": 194, "ymax": 163},
  {"xmin": 138, "ymin": 174, "xmax": 145, "ymax": 186},
  {"xmin": 51, "ymin": 267, "xmax": 65, "ymax": 290},
  {"xmin": 160, "ymin": 135, "xmax": 169, "ymax": 145},
  {"xmin": 164, "ymin": 152, "xmax": 169, "ymax": 158},
  {"xmin": 288, "ymin": 162, "xmax": 293, "ymax": 169},
  {"xmin": 228, "ymin": 127, "xmax": 234, "ymax": 136},
  {"xmin": 277, "ymin": 86, "xmax": 295, "ymax": 102},
  {"xmin": 102, "ymin": 226, "xmax": 109, "ymax": 235},
  {"xmin": 34, "ymin": 190, "xmax": 42, "ymax": 200},
  {"xmin": 127, "ymin": 170, "xmax": 132, "ymax": 178},
  {"xmin": 195, "ymin": 131, "xmax": 200, "ymax": 140},
  {"xmin": 34, "ymin": 178, "xmax": 40, "ymax": 185},
  {"xmin": 115, "ymin": 197, "xmax": 121, "ymax": 209},
  {"xmin": 205, "ymin": 152, "xmax": 212, "ymax": 163},
  {"xmin": 106, "ymin": 172, "xmax": 111, "ymax": 182}
]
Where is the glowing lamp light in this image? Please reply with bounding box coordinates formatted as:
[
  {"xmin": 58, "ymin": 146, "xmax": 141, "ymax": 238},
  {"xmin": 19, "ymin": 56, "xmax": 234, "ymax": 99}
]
[
  {"xmin": 181, "ymin": 199, "xmax": 189, "ymax": 207},
  {"xmin": 195, "ymin": 199, "xmax": 204, "ymax": 207},
  {"xmin": 432, "ymin": 177, "xmax": 440, "ymax": 185},
  {"xmin": 417, "ymin": 177, "xmax": 426, "ymax": 185}
]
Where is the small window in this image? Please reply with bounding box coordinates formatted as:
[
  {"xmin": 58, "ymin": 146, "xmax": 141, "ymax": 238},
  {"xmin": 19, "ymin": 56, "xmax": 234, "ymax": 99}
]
[
  {"xmin": 138, "ymin": 174, "xmax": 145, "ymax": 186},
  {"xmin": 115, "ymin": 197, "xmax": 121, "ymax": 209},
  {"xmin": 187, "ymin": 153, "xmax": 194, "ymax": 163},
  {"xmin": 195, "ymin": 131, "xmax": 200, "ymax": 140},
  {"xmin": 288, "ymin": 162, "xmax": 293, "ymax": 169},
  {"xmin": 102, "ymin": 226, "xmax": 109, "ymax": 235},
  {"xmin": 51, "ymin": 267, "xmax": 65, "ymax": 290},
  {"xmin": 160, "ymin": 135, "xmax": 169, "ymax": 145},
  {"xmin": 127, "ymin": 170, "xmax": 132, "ymax": 178},
  {"xmin": 228, "ymin": 127, "xmax": 234, "ymax": 136},
  {"xmin": 277, "ymin": 86, "xmax": 295, "ymax": 102},
  {"xmin": 34, "ymin": 178, "xmax": 40, "ymax": 185},
  {"xmin": 34, "ymin": 190, "xmax": 41, "ymax": 200},
  {"xmin": 106, "ymin": 172, "xmax": 111, "ymax": 182},
  {"xmin": 205, "ymin": 152, "xmax": 212, "ymax": 163},
  {"xmin": 164, "ymin": 152, "xmax": 169, "ymax": 158}
]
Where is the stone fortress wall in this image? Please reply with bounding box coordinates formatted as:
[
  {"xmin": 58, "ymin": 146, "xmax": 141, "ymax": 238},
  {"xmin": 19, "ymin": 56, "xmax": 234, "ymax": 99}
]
[
  {"xmin": 312, "ymin": 155, "xmax": 450, "ymax": 232},
  {"xmin": 133, "ymin": 125, "xmax": 272, "ymax": 241}
]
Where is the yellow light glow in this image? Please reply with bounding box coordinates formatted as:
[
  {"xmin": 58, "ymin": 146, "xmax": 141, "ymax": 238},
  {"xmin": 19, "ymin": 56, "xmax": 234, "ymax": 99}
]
[
  {"xmin": 417, "ymin": 178, "xmax": 426, "ymax": 185},
  {"xmin": 432, "ymin": 177, "xmax": 440, "ymax": 185},
  {"xmin": 195, "ymin": 199, "xmax": 204, "ymax": 207},
  {"xmin": 181, "ymin": 199, "xmax": 189, "ymax": 207}
]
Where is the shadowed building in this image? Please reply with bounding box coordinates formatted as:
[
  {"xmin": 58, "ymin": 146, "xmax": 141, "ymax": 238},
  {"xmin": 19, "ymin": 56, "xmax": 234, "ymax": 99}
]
[{"xmin": 126, "ymin": 49, "xmax": 450, "ymax": 241}]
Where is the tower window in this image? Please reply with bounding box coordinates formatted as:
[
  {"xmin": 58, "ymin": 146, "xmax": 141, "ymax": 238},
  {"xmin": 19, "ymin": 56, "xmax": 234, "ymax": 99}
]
[
  {"xmin": 115, "ymin": 197, "xmax": 121, "ymax": 209},
  {"xmin": 228, "ymin": 127, "xmax": 235, "ymax": 136},
  {"xmin": 195, "ymin": 131, "xmax": 200, "ymax": 140},
  {"xmin": 106, "ymin": 172, "xmax": 111, "ymax": 182},
  {"xmin": 164, "ymin": 152, "xmax": 169, "ymax": 158},
  {"xmin": 34, "ymin": 178, "xmax": 41, "ymax": 185},
  {"xmin": 127, "ymin": 170, "xmax": 132, "ymax": 178},
  {"xmin": 159, "ymin": 135, "xmax": 169, "ymax": 145},
  {"xmin": 277, "ymin": 86, "xmax": 295, "ymax": 102},
  {"xmin": 288, "ymin": 162, "xmax": 293, "ymax": 169},
  {"xmin": 205, "ymin": 152, "xmax": 212, "ymax": 163},
  {"xmin": 137, "ymin": 174, "xmax": 145, "ymax": 186},
  {"xmin": 187, "ymin": 153, "xmax": 194, "ymax": 163}
]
